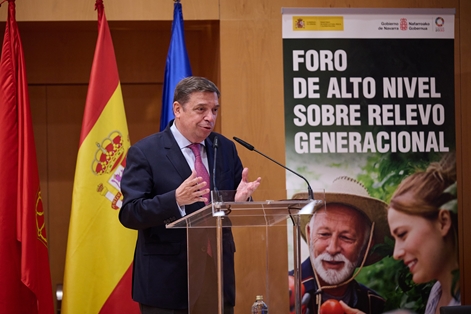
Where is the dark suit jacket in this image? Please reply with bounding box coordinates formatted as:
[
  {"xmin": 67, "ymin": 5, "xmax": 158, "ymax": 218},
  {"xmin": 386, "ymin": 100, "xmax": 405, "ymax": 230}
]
[{"xmin": 119, "ymin": 122, "xmax": 242, "ymax": 309}]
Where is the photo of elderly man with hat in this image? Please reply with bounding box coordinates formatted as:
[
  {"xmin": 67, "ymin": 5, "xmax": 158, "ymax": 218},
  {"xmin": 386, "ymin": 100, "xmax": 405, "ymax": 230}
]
[{"xmin": 289, "ymin": 176, "xmax": 390, "ymax": 314}]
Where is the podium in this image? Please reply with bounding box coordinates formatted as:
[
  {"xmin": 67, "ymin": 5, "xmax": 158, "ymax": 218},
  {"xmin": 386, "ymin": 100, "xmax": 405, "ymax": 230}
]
[{"xmin": 166, "ymin": 191, "xmax": 323, "ymax": 314}]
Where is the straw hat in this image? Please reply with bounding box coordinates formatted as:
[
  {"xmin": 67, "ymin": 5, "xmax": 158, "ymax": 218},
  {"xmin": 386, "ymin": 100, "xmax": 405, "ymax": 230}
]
[{"xmin": 293, "ymin": 176, "xmax": 390, "ymax": 266}]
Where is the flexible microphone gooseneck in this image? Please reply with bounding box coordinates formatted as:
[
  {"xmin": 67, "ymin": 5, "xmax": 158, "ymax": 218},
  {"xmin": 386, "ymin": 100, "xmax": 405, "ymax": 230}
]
[
  {"xmin": 233, "ymin": 136, "xmax": 314, "ymax": 200},
  {"xmin": 212, "ymin": 136, "xmax": 219, "ymax": 192}
]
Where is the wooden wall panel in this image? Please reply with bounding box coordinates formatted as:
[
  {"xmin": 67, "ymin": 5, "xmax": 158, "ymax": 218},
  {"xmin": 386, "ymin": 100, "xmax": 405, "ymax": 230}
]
[
  {"xmin": 123, "ymin": 84, "xmax": 161, "ymax": 144},
  {"xmin": 42, "ymin": 85, "xmax": 86, "ymax": 300},
  {"xmin": 219, "ymin": 19, "xmax": 287, "ymax": 201},
  {"xmin": 29, "ymin": 86, "xmax": 48, "ymax": 211},
  {"xmin": 219, "ymin": 17, "xmax": 289, "ymax": 313},
  {"xmin": 1, "ymin": 0, "xmax": 219, "ymax": 22},
  {"xmin": 16, "ymin": 20, "xmax": 219, "ymax": 85},
  {"xmin": 29, "ymin": 86, "xmax": 52, "ymax": 297}
]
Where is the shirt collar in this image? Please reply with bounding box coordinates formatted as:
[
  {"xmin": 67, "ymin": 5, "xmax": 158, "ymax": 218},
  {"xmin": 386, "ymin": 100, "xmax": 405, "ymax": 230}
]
[{"xmin": 170, "ymin": 121, "xmax": 205, "ymax": 149}]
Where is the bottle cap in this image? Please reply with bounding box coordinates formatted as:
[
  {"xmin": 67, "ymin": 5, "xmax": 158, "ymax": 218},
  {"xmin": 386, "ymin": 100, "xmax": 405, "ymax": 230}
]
[{"xmin": 256, "ymin": 295, "xmax": 263, "ymax": 301}]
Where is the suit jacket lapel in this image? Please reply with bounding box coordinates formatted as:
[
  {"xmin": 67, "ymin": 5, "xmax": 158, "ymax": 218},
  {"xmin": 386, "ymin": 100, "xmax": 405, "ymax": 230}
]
[
  {"xmin": 162, "ymin": 126, "xmax": 192, "ymax": 181},
  {"xmin": 162, "ymin": 125, "xmax": 217, "ymax": 212}
]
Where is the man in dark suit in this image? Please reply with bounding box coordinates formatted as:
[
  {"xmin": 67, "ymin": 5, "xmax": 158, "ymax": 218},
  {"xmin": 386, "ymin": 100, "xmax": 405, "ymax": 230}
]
[{"xmin": 119, "ymin": 76, "xmax": 261, "ymax": 314}]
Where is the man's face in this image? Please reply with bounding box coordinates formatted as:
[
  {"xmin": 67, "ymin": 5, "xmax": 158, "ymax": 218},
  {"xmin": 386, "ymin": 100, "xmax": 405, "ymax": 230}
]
[
  {"xmin": 306, "ymin": 204, "xmax": 368, "ymax": 285},
  {"xmin": 173, "ymin": 91, "xmax": 219, "ymax": 143}
]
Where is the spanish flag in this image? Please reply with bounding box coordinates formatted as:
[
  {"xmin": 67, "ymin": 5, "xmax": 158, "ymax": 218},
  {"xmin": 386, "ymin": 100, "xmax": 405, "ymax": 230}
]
[
  {"xmin": 62, "ymin": 1, "xmax": 138, "ymax": 313},
  {"xmin": 0, "ymin": 1, "xmax": 55, "ymax": 313}
]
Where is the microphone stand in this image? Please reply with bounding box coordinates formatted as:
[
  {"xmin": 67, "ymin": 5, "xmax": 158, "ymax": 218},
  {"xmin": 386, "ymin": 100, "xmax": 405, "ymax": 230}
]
[{"xmin": 233, "ymin": 136, "xmax": 314, "ymax": 200}]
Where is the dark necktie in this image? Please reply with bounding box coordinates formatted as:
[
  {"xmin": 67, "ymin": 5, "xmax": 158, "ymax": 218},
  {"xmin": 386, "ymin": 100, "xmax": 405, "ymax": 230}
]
[{"xmin": 188, "ymin": 143, "xmax": 210, "ymax": 204}]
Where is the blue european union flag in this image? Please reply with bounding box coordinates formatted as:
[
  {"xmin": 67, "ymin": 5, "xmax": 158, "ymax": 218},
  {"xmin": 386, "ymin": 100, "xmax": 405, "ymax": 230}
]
[{"xmin": 160, "ymin": 1, "xmax": 192, "ymax": 131}]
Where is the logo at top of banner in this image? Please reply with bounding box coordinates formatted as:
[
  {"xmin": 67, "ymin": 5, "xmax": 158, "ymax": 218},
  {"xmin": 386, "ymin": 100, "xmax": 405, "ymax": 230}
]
[
  {"xmin": 400, "ymin": 18, "xmax": 408, "ymax": 31},
  {"xmin": 293, "ymin": 16, "xmax": 344, "ymax": 31},
  {"xmin": 92, "ymin": 131, "xmax": 127, "ymax": 210},
  {"xmin": 377, "ymin": 16, "xmax": 447, "ymax": 33},
  {"xmin": 434, "ymin": 17, "xmax": 445, "ymax": 32}
]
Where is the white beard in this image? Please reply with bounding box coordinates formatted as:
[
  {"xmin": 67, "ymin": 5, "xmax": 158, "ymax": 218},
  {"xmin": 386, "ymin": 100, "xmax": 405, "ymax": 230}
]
[{"xmin": 311, "ymin": 250, "xmax": 357, "ymax": 285}]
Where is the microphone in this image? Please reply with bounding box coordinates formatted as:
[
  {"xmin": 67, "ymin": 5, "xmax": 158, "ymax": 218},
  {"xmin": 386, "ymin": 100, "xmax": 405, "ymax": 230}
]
[
  {"xmin": 211, "ymin": 136, "xmax": 229, "ymax": 215},
  {"xmin": 212, "ymin": 136, "xmax": 219, "ymax": 192},
  {"xmin": 233, "ymin": 137, "xmax": 314, "ymax": 200}
]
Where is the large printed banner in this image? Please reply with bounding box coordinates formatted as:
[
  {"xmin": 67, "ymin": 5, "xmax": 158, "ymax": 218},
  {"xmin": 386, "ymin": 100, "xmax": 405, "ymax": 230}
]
[{"xmin": 282, "ymin": 8, "xmax": 457, "ymax": 313}]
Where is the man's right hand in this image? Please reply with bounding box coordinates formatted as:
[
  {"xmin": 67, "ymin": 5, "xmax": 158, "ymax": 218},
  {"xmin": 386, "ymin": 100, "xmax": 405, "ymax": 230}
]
[{"xmin": 175, "ymin": 170, "xmax": 210, "ymax": 206}]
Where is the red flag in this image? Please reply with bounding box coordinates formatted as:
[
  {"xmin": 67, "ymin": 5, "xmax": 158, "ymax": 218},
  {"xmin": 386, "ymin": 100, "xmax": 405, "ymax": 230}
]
[
  {"xmin": 0, "ymin": 1, "xmax": 54, "ymax": 313},
  {"xmin": 62, "ymin": 1, "xmax": 139, "ymax": 313}
]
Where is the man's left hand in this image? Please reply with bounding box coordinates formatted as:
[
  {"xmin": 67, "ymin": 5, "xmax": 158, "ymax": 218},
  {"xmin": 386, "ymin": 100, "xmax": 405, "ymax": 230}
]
[{"xmin": 234, "ymin": 167, "xmax": 261, "ymax": 202}]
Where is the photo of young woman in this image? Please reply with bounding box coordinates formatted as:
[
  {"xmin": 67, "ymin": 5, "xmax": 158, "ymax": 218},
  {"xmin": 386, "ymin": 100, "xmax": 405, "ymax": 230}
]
[{"xmin": 387, "ymin": 152, "xmax": 459, "ymax": 314}]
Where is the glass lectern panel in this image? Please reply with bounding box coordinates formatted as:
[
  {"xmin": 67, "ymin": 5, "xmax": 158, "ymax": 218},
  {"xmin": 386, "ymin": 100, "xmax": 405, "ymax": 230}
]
[{"xmin": 166, "ymin": 190, "xmax": 325, "ymax": 314}]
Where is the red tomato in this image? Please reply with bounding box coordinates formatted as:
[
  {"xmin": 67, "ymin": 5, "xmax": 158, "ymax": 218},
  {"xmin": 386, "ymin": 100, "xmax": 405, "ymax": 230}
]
[
  {"xmin": 288, "ymin": 275, "xmax": 306, "ymax": 314},
  {"xmin": 288, "ymin": 275, "xmax": 306, "ymax": 305},
  {"xmin": 320, "ymin": 299, "xmax": 344, "ymax": 314}
]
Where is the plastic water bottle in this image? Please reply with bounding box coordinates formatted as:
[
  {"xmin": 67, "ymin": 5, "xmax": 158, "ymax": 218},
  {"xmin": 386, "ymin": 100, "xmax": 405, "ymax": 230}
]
[{"xmin": 251, "ymin": 295, "xmax": 268, "ymax": 314}]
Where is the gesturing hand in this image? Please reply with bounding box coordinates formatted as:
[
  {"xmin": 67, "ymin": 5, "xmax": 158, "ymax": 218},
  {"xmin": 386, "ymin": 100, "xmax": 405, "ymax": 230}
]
[
  {"xmin": 175, "ymin": 170, "xmax": 210, "ymax": 206},
  {"xmin": 234, "ymin": 168, "xmax": 261, "ymax": 202}
]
